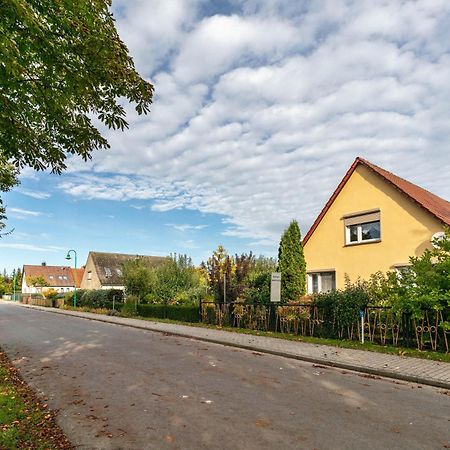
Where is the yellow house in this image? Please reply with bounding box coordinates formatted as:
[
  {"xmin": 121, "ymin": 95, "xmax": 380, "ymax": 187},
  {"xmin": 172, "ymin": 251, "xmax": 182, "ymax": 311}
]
[{"xmin": 303, "ymin": 157, "xmax": 450, "ymax": 294}]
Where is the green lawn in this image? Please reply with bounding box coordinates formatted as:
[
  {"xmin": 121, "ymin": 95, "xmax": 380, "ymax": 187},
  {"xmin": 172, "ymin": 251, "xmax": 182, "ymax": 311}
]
[{"xmin": 0, "ymin": 351, "xmax": 71, "ymax": 449}]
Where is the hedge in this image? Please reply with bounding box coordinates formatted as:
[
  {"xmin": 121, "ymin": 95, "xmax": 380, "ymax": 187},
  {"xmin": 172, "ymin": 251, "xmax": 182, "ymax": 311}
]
[
  {"xmin": 136, "ymin": 304, "xmax": 199, "ymax": 323},
  {"xmin": 64, "ymin": 289, "xmax": 123, "ymax": 309}
]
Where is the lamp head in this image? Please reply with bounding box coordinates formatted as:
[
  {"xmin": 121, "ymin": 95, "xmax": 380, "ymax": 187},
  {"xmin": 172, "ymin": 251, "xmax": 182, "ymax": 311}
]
[{"xmin": 65, "ymin": 252, "xmax": 71, "ymax": 261}]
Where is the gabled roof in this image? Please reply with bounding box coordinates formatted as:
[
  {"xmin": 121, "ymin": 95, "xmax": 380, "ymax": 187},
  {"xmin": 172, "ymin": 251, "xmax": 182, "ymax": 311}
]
[
  {"xmin": 88, "ymin": 251, "xmax": 167, "ymax": 286},
  {"xmin": 23, "ymin": 265, "xmax": 84, "ymax": 288},
  {"xmin": 303, "ymin": 157, "xmax": 450, "ymax": 245}
]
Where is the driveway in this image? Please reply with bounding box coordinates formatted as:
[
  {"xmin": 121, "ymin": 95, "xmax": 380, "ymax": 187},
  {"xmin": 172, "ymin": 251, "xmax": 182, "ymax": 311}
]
[{"xmin": 0, "ymin": 302, "xmax": 449, "ymax": 449}]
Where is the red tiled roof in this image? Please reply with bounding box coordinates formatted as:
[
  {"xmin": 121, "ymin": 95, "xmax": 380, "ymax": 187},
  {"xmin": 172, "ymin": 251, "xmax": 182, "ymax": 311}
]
[
  {"xmin": 23, "ymin": 265, "xmax": 84, "ymax": 288},
  {"xmin": 303, "ymin": 157, "xmax": 450, "ymax": 245}
]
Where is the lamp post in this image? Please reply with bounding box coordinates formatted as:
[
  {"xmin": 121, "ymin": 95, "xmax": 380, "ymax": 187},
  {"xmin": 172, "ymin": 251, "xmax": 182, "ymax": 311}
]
[
  {"xmin": 13, "ymin": 275, "xmax": 16, "ymax": 302},
  {"xmin": 66, "ymin": 250, "xmax": 78, "ymax": 307}
]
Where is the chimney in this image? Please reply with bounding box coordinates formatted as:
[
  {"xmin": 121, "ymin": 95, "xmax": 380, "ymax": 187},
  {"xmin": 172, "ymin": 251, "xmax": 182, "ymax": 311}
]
[{"xmin": 41, "ymin": 262, "xmax": 46, "ymax": 266}]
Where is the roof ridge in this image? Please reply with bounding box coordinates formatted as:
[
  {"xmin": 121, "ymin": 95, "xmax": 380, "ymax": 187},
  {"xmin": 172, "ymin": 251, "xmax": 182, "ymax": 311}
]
[{"xmin": 303, "ymin": 156, "xmax": 450, "ymax": 245}]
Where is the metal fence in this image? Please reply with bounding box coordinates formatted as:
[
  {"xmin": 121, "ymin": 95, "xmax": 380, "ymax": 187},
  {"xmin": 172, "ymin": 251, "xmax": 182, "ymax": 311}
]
[{"xmin": 199, "ymin": 301, "xmax": 449, "ymax": 352}]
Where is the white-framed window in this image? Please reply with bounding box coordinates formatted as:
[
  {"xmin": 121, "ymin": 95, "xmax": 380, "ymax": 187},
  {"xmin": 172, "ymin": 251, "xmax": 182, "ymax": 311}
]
[
  {"xmin": 307, "ymin": 271, "xmax": 336, "ymax": 294},
  {"xmin": 87, "ymin": 271, "xmax": 92, "ymax": 281},
  {"xmin": 104, "ymin": 267, "xmax": 112, "ymax": 277},
  {"xmin": 343, "ymin": 210, "xmax": 381, "ymax": 245}
]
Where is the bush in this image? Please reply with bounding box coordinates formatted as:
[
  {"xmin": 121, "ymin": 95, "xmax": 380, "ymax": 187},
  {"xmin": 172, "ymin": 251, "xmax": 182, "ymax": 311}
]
[
  {"xmin": 43, "ymin": 289, "xmax": 59, "ymax": 300},
  {"xmin": 73, "ymin": 289, "xmax": 123, "ymax": 309},
  {"xmin": 243, "ymin": 270, "xmax": 271, "ymax": 304},
  {"xmin": 64, "ymin": 289, "xmax": 87, "ymax": 306},
  {"xmin": 121, "ymin": 294, "xmax": 138, "ymax": 316}
]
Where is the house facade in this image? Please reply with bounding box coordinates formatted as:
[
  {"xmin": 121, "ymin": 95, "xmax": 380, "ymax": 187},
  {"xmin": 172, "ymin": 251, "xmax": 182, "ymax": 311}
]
[
  {"xmin": 303, "ymin": 157, "xmax": 450, "ymax": 294},
  {"xmin": 22, "ymin": 264, "xmax": 84, "ymax": 294},
  {"xmin": 80, "ymin": 251, "xmax": 167, "ymax": 290}
]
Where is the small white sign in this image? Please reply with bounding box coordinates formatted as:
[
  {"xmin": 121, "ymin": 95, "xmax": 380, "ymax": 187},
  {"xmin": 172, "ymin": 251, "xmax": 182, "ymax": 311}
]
[{"xmin": 270, "ymin": 272, "xmax": 281, "ymax": 302}]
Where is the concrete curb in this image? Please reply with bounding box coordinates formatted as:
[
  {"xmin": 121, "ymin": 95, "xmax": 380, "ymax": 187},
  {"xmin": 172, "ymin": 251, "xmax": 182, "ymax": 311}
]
[{"xmin": 15, "ymin": 303, "xmax": 450, "ymax": 390}]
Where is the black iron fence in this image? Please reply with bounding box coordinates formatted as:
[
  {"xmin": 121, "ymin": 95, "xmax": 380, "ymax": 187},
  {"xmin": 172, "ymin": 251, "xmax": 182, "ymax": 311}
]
[{"xmin": 200, "ymin": 301, "xmax": 450, "ymax": 352}]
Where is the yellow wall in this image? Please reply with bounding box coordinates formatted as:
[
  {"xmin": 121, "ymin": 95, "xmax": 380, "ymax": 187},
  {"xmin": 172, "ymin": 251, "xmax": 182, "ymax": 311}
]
[
  {"xmin": 79, "ymin": 253, "xmax": 102, "ymax": 290},
  {"xmin": 303, "ymin": 164, "xmax": 444, "ymax": 289}
]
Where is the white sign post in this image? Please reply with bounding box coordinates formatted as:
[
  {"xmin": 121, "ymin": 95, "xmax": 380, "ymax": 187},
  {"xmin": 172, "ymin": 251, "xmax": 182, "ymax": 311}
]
[{"xmin": 270, "ymin": 272, "xmax": 281, "ymax": 303}]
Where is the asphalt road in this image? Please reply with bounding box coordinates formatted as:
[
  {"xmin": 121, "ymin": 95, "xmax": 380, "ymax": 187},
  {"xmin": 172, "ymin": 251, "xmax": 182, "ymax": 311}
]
[{"xmin": 0, "ymin": 302, "xmax": 449, "ymax": 450}]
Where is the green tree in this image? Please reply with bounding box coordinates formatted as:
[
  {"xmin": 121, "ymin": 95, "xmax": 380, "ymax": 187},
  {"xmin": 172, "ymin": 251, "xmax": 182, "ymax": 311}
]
[
  {"xmin": 243, "ymin": 256, "xmax": 277, "ymax": 304},
  {"xmin": 122, "ymin": 258, "xmax": 154, "ymax": 300},
  {"xmin": 0, "ymin": 158, "xmax": 18, "ymax": 235},
  {"xmin": 146, "ymin": 254, "xmax": 203, "ymax": 305},
  {"xmin": 203, "ymin": 245, "xmax": 235, "ymax": 303},
  {"xmin": 26, "ymin": 275, "xmax": 48, "ymax": 288},
  {"xmin": 393, "ymin": 227, "xmax": 450, "ymax": 318},
  {"xmin": 0, "ymin": 0, "xmax": 153, "ymax": 226},
  {"xmin": 277, "ymin": 220, "xmax": 306, "ymax": 302},
  {"xmin": 0, "ymin": 274, "xmax": 9, "ymax": 295}
]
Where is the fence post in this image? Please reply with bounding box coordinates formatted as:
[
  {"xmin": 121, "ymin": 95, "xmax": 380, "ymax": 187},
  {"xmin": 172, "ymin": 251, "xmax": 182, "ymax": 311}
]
[{"xmin": 198, "ymin": 299, "xmax": 202, "ymax": 323}]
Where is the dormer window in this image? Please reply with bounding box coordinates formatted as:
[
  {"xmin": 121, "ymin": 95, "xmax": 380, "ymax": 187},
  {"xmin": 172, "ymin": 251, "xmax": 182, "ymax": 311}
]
[
  {"xmin": 344, "ymin": 209, "xmax": 381, "ymax": 245},
  {"xmin": 104, "ymin": 267, "xmax": 112, "ymax": 277}
]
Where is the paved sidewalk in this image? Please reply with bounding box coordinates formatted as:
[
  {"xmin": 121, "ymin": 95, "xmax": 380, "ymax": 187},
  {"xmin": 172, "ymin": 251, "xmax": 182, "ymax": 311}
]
[{"xmin": 15, "ymin": 302, "xmax": 450, "ymax": 389}]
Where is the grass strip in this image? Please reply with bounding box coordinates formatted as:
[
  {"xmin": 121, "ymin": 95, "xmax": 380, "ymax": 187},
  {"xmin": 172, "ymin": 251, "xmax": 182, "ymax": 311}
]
[{"xmin": 0, "ymin": 350, "xmax": 72, "ymax": 450}]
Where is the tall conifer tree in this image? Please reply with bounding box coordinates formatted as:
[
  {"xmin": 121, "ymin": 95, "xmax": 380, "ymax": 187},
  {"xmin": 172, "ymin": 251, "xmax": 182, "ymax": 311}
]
[{"xmin": 277, "ymin": 220, "xmax": 306, "ymax": 301}]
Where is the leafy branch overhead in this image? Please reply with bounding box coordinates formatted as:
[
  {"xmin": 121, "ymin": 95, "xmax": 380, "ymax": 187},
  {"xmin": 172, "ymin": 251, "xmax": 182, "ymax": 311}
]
[{"xmin": 0, "ymin": 0, "xmax": 154, "ymax": 175}]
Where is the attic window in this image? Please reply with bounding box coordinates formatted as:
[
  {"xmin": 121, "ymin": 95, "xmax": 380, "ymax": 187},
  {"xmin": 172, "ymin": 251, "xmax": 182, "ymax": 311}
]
[
  {"xmin": 104, "ymin": 267, "xmax": 112, "ymax": 277},
  {"xmin": 116, "ymin": 268, "xmax": 122, "ymax": 276},
  {"xmin": 87, "ymin": 271, "xmax": 92, "ymax": 281},
  {"xmin": 343, "ymin": 210, "xmax": 381, "ymax": 245},
  {"xmin": 49, "ymin": 275, "xmax": 54, "ymax": 280}
]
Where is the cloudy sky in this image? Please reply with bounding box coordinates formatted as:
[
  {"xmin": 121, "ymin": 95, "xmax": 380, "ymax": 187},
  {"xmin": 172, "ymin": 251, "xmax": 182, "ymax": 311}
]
[{"xmin": 2, "ymin": 0, "xmax": 450, "ymax": 272}]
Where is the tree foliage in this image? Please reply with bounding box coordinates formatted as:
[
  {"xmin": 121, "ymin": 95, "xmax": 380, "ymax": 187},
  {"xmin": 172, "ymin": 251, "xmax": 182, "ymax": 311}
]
[
  {"xmin": 26, "ymin": 275, "xmax": 48, "ymax": 287},
  {"xmin": 121, "ymin": 258, "xmax": 154, "ymax": 300},
  {"xmin": 390, "ymin": 227, "xmax": 450, "ymax": 318},
  {"xmin": 202, "ymin": 247, "xmax": 277, "ymax": 304},
  {"xmin": 122, "ymin": 255, "xmax": 206, "ymax": 305},
  {"xmin": 277, "ymin": 220, "xmax": 306, "ymax": 301},
  {"xmin": 0, "ymin": 0, "xmax": 153, "ymax": 173},
  {"xmin": 0, "ymin": 0, "xmax": 153, "ymax": 228}
]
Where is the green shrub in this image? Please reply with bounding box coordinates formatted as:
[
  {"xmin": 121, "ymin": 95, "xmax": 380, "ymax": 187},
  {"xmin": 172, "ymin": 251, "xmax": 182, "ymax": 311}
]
[
  {"xmin": 121, "ymin": 295, "xmax": 138, "ymax": 316},
  {"xmin": 74, "ymin": 289, "xmax": 123, "ymax": 309},
  {"xmin": 64, "ymin": 289, "xmax": 87, "ymax": 306},
  {"xmin": 243, "ymin": 270, "xmax": 271, "ymax": 304}
]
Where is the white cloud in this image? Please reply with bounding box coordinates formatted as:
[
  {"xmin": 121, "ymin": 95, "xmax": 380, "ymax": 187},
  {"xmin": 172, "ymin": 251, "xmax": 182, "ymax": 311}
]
[
  {"xmin": 167, "ymin": 223, "xmax": 207, "ymax": 232},
  {"xmin": 0, "ymin": 243, "xmax": 65, "ymax": 252},
  {"xmin": 9, "ymin": 208, "xmax": 45, "ymax": 218},
  {"xmin": 17, "ymin": 189, "xmax": 51, "ymax": 200},
  {"xmin": 59, "ymin": 0, "xmax": 450, "ymax": 244}
]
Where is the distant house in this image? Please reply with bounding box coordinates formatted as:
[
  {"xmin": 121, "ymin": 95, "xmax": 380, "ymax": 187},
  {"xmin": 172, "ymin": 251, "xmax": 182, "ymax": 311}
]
[
  {"xmin": 80, "ymin": 251, "xmax": 167, "ymax": 290},
  {"xmin": 303, "ymin": 157, "xmax": 450, "ymax": 294},
  {"xmin": 22, "ymin": 263, "xmax": 84, "ymax": 294}
]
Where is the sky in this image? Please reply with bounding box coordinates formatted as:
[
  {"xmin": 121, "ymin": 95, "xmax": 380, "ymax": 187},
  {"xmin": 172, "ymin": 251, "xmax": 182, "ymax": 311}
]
[{"xmin": 2, "ymin": 0, "xmax": 450, "ymax": 272}]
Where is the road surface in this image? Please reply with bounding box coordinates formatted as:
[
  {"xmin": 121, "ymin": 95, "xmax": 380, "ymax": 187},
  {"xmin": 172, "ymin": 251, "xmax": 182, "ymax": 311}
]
[{"xmin": 0, "ymin": 302, "xmax": 449, "ymax": 449}]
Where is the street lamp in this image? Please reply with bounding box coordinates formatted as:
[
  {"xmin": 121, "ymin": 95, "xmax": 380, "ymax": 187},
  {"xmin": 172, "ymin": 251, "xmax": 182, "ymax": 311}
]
[
  {"xmin": 65, "ymin": 250, "xmax": 78, "ymax": 307},
  {"xmin": 13, "ymin": 275, "xmax": 16, "ymax": 302}
]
